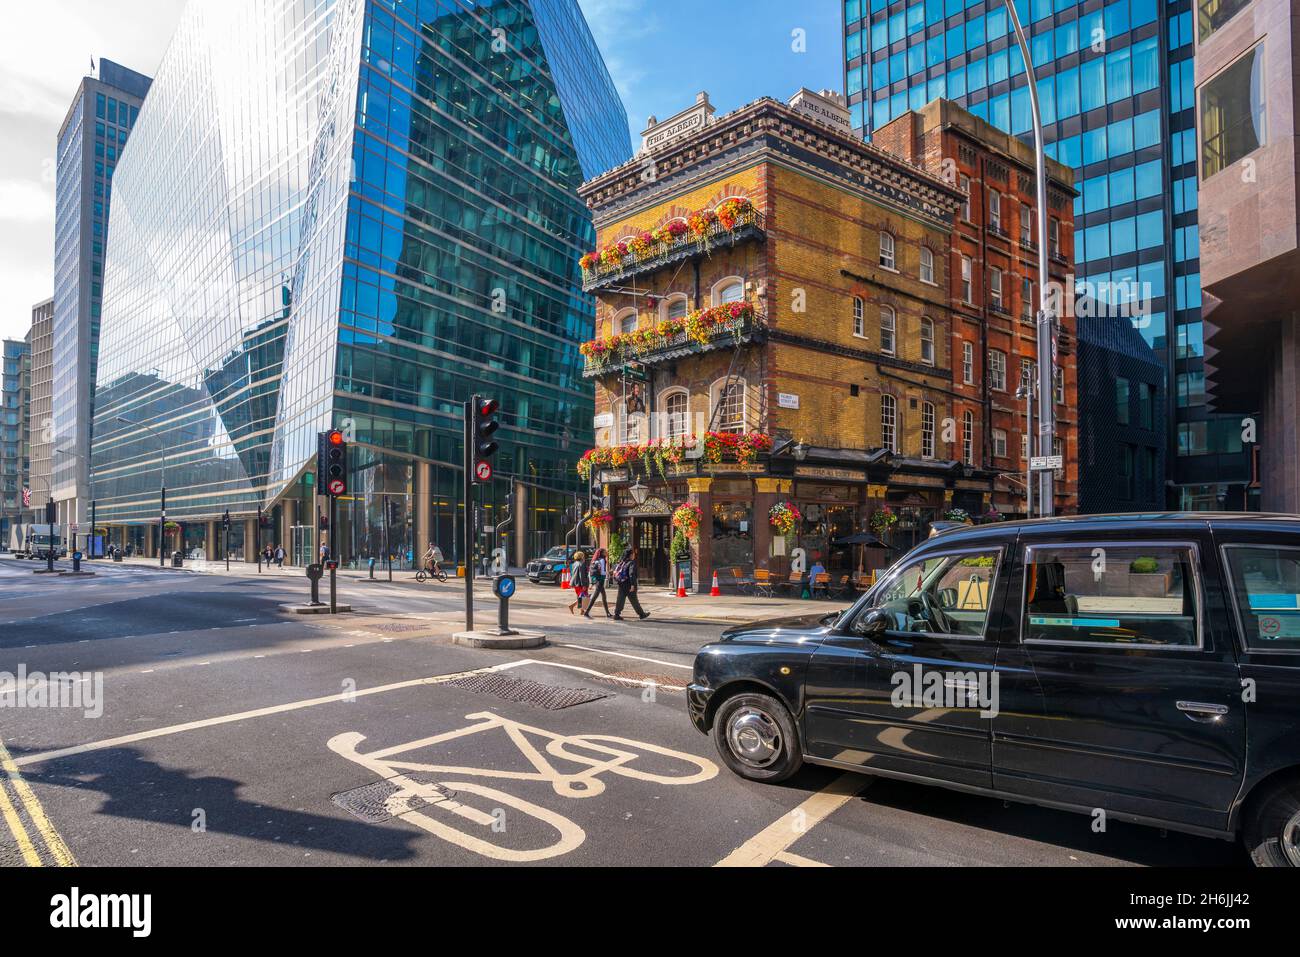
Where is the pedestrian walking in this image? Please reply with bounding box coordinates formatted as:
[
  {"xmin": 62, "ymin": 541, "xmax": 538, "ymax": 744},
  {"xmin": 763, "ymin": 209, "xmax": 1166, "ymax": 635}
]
[
  {"xmin": 581, "ymin": 548, "xmax": 612, "ymax": 619},
  {"xmin": 612, "ymin": 548, "xmax": 650, "ymax": 621},
  {"xmin": 274, "ymin": 544, "xmax": 285, "ymax": 568},
  {"xmin": 567, "ymin": 551, "xmax": 589, "ymax": 615},
  {"xmin": 319, "ymin": 540, "xmax": 331, "ymax": 563}
]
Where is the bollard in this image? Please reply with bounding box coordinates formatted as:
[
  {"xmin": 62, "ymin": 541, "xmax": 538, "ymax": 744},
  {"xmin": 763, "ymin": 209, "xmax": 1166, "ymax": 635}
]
[
  {"xmin": 306, "ymin": 563, "xmax": 324, "ymax": 606},
  {"xmin": 71, "ymin": 551, "xmax": 82, "ymax": 573},
  {"xmin": 368, "ymin": 557, "xmax": 376, "ymax": 580},
  {"xmin": 492, "ymin": 575, "xmax": 517, "ymax": 636}
]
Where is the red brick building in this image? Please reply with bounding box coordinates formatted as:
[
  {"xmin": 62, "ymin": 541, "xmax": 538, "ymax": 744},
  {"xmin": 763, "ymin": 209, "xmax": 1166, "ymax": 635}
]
[{"xmin": 875, "ymin": 100, "xmax": 1079, "ymax": 517}]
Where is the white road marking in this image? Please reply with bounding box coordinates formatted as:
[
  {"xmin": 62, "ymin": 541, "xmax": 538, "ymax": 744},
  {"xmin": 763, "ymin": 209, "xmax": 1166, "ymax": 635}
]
[
  {"xmin": 714, "ymin": 772, "xmax": 868, "ymax": 867},
  {"xmin": 554, "ymin": 642, "xmax": 693, "ymax": 671}
]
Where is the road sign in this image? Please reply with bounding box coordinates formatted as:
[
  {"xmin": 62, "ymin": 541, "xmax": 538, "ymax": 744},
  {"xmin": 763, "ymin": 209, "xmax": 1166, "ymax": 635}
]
[
  {"xmin": 1030, "ymin": 455, "xmax": 1063, "ymax": 471},
  {"xmin": 327, "ymin": 478, "xmax": 346, "ymax": 495},
  {"xmin": 475, "ymin": 460, "xmax": 493, "ymax": 482}
]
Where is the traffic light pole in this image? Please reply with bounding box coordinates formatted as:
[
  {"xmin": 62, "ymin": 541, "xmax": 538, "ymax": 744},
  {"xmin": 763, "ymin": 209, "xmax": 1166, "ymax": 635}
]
[
  {"xmin": 328, "ymin": 493, "xmax": 337, "ymax": 614},
  {"xmin": 463, "ymin": 397, "xmax": 475, "ymax": 632}
]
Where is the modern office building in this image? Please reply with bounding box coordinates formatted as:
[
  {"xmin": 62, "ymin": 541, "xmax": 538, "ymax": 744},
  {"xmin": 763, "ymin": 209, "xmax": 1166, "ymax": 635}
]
[
  {"xmin": 1, "ymin": 338, "xmax": 31, "ymax": 543},
  {"xmin": 1199, "ymin": 0, "xmax": 1291, "ymax": 511},
  {"xmin": 27, "ymin": 298, "xmax": 55, "ymax": 517},
  {"xmin": 52, "ymin": 59, "xmax": 152, "ymax": 544},
  {"xmin": 844, "ymin": 0, "xmax": 1253, "ymax": 510},
  {"xmin": 1076, "ymin": 309, "xmax": 1166, "ymax": 511},
  {"xmin": 91, "ymin": 0, "xmax": 630, "ymax": 566}
]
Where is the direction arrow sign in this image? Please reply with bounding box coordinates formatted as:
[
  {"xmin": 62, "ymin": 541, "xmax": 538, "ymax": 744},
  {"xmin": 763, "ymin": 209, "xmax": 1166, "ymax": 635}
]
[
  {"xmin": 1030, "ymin": 455, "xmax": 1063, "ymax": 471},
  {"xmin": 475, "ymin": 460, "xmax": 493, "ymax": 482}
]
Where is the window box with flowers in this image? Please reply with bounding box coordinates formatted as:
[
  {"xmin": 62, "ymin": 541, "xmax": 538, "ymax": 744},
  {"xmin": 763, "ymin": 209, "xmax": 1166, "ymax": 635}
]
[
  {"xmin": 575, "ymin": 432, "xmax": 774, "ymax": 481},
  {"xmin": 581, "ymin": 301, "xmax": 761, "ymax": 376}
]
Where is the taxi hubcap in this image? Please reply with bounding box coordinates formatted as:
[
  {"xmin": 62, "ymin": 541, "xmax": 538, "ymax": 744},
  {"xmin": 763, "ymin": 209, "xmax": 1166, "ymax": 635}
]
[
  {"xmin": 728, "ymin": 707, "xmax": 781, "ymax": 768},
  {"xmin": 1282, "ymin": 809, "xmax": 1300, "ymax": 867}
]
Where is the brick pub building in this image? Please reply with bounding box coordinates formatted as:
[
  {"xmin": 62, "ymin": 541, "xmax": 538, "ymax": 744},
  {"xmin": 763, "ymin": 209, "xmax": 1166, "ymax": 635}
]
[{"xmin": 574, "ymin": 90, "xmax": 1077, "ymax": 589}]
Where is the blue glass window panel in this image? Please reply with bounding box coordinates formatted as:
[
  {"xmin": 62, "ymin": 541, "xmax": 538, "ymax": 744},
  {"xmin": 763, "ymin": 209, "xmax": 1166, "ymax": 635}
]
[
  {"xmin": 1081, "ymin": 58, "xmax": 1106, "ymax": 112},
  {"xmin": 968, "ymin": 57, "xmax": 988, "ymax": 91},
  {"xmin": 874, "ymin": 98, "xmax": 892, "ymax": 128},
  {"xmin": 909, "ymin": 84, "xmax": 927, "ymax": 109},
  {"xmin": 1010, "ymin": 46, "xmax": 1026, "ymax": 76},
  {"xmin": 849, "ymin": 66, "xmax": 864, "ymax": 95},
  {"xmin": 1104, "ymin": 0, "xmax": 1130, "ymax": 37},
  {"xmin": 1138, "ymin": 261, "xmax": 1165, "ymax": 299},
  {"xmin": 908, "ymin": 44, "xmax": 925, "ymax": 74},
  {"xmin": 926, "ymin": 0, "xmax": 945, "ymax": 24},
  {"xmin": 970, "ymin": 100, "xmax": 989, "ymax": 122},
  {"xmin": 1057, "ymin": 135, "xmax": 1082, "ymax": 168},
  {"xmin": 847, "ymin": 0, "xmax": 863, "ymax": 22},
  {"xmin": 1055, "ymin": 22, "xmax": 1079, "ymax": 58},
  {"xmin": 987, "ymin": 8, "xmax": 1007, "ymax": 38},
  {"xmin": 990, "ymin": 93, "xmax": 1011, "ymax": 132},
  {"xmin": 889, "ymin": 12, "xmax": 906, "ymax": 43},
  {"xmin": 1111, "ymin": 217, "xmax": 1137, "ymax": 256},
  {"xmin": 1031, "ymin": 0, "xmax": 1052, "ymax": 20},
  {"xmin": 891, "ymin": 90, "xmax": 909, "ymax": 117},
  {"xmin": 1040, "ymin": 75, "xmax": 1056, "ymax": 124},
  {"xmin": 1083, "ymin": 175, "xmax": 1108, "ymax": 212},
  {"xmin": 1132, "ymin": 37, "xmax": 1159, "ymax": 93},
  {"xmin": 1074, "ymin": 194, "xmax": 1084, "ymax": 218},
  {"xmin": 872, "ymin": 59, "xmax": 890, "ymax": 90},
  {"xmin": 1131, "ymin": 0, "xmax": 1157, "ymax": 26},
  {"xmin": 927, "ymin": 34, "xmax": 946, "ymax": 67},
  {"xmin": 1054, "ymin": 0, "xmax": 1073, "ymax": 11},
  {"xmin": 846, "ymin": 30, "xmax": 863, "ymax": 59},
  {"xmin": 1011, "ymin": 86, "xmax": 1031, "ymax": 134},
  {"xmin": 1109, "ymin": 166, "xmax": 1135, "ymax": 205},
  {"xmin": 928, "ymin": 76, "xmax": 947, "ymax": 100},
  {"xmin": 1133, "ymin": 109, "xmax": 1161, "ymax": 149},
  {"xmin": 948, "ymin": 65, "xmax": 967, "ymax": 98},
  {"xmin": 947, "ymin": 24, "xmax": 965, "ymax": 55},
  {"xmin": 946, "ymin": 0, "xmax": 964, "ymax": 16},
  {"xmin": 907, "ymin": 3, "xmax": 925, "ymax": 35},
  {"xmin": 1056, "ymin": 66, "xmax": 1080, "ymax": 119},
  {"xmin": 1046, "ymin": 140, "xmax": 1059, "ymax": 161},
  {"xmin": 990, "ymin": 49, "xmax": 1008, "ymax": 83},
  {"xmin": 1106, "ymin": 47, "xmax": 1132, "ymax": 102},
  {"xmin": 873, "ymin": 0, "xmax": 888, "ymax": 11},
  {"xmin": 1136, "ymin": 211, "xmax": 1164, "ymax": 250},
  {"xmin": 1084, "ymin": 223, "xmax": 1110, "ymax": 260},
  {"xmin": 1109, "ymin": 116, "xmax": 1134, "ymax": 156},
  {"xmin": 890, "ymin": 51, "xmax": 907, "ymax": 83},
  {"xmin": 872, "ymin": 21, "xmax": 889, "ymax": 51},
  {"xmin": 1134, "ymin": 160, "xmax": 1162, "ymax": 198},
  {"xmin": 1032, "ymin": 32, "xmax": 1053, "ymax": 66},
  {"xmin": 1078, "ymin": 10, "xmax": 1104, "ymax": 47},
  {"xmin": 967, "ymin": 14, "xmax": 986, "ymax": 48},
  {"xmin": 1083, "ymin": 127, "xmax": 1108, "ymax": 164},
  {"xmin": 1174, "ymin": 176, "xmax": 1198, "ymax": 213},
  {"xmin": 852, "ymin": 100, "xmax": 866, "ymax": 128}
]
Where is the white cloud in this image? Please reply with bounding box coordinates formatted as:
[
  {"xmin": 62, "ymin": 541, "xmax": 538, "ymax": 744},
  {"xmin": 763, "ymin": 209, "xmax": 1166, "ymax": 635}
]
[{"xmin": 0, "ymin": 179, "xmax": 55, "ymax": 224}]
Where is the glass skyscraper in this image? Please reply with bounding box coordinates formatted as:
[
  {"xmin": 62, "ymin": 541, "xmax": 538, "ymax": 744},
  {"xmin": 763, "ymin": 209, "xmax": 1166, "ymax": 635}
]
[
  {"xmin": 844, "ymin": 0, "xmax": 1253, "ymax": 510},
  {"xmin": 91, "ymin": 0, "xmax": 629, "ymax": 565}
]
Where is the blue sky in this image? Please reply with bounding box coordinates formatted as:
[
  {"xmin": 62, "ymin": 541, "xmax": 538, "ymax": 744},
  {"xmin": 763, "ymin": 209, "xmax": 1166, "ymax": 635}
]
[{"xmin": 577, "ymin": 0, "xmax": 843, "ymax": 151}]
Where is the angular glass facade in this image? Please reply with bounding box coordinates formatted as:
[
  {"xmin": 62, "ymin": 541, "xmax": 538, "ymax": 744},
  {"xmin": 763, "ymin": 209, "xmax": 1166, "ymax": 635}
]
[
  {"xmin": 844, "ymin": 0, "xmax": 1251, "ymax": 508},
  {"xmin": 91, "ymin": 0, "xmax": 629, "ymax": 563}
]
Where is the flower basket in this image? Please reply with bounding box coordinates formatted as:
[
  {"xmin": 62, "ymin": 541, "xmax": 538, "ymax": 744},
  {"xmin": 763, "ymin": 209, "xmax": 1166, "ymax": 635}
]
[
  {"xmin": 944, "ymin": 507, "xmax": 971, "ymax": 524},
  {"xmin": 671, "ymin": 503, "xmax": 702, "ymax": 540},
  {"xmin": 584, "ymin": 509, "xmax": 613, "ymax": 534},
  {"xmin": 580, "ymin": 199, "xmax": 756, "ymax": 276},
  {"xmin": 769, "ymin": 501, "xmax": 802, "ymax": 538},
  {"xmin": 869, "ymin": 507, "xmax": 898, "ymax": 535}
]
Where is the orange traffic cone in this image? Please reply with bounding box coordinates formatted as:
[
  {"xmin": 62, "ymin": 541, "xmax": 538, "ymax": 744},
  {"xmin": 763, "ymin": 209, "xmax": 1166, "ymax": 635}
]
[
  {"xmin": 710, "ymin": 570, "xmax": 721, "ymax": 597},
  {"xmin": 560, "ymin": 565, "xmax": 571, "ymax": 589},
  {"xmin": 677, "ymin": 570, "xmax": 687, "ymax": 598}
]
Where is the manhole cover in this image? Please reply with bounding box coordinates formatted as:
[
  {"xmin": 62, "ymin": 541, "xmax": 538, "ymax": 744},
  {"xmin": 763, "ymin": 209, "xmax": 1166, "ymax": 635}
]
[
  {"xmin": 444, "ymin": 673, "xmax": 612, "ymax": 710},
  {"xmin": 331, "ymin": 779, "xmax": 453, "ymax": 823}
]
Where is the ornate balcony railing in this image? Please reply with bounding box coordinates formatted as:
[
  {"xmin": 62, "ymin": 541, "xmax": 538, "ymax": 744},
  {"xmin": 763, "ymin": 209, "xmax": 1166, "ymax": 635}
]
[
  {"xmin": 580, "ymin": 208, "xmax": 766, "ymax": 292},
  {"xmin": 580, "ymin": 307, "xmax": 765, "ymax": 378}
]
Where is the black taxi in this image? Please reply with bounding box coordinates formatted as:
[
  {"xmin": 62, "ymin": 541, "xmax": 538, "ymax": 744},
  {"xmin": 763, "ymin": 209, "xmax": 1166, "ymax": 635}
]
[{"xmin": 687, "ymin": 513, "xmax": 1300, "ymax": 866}]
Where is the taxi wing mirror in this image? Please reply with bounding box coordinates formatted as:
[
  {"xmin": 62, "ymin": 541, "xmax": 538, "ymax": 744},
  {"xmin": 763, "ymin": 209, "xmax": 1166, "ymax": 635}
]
[{"xmin": 852, "ymin": 607, "xmax": 891, "ymax": 640}]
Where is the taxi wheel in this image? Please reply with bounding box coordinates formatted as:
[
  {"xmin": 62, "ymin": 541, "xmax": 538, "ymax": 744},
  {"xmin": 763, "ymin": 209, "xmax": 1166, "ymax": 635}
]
[
  {"xmin": 1244, "ymin": 775, "xmax": 1300, "ymax": 867},
  {"xmin": 713, "ymin": 692, "xmax": 802, "ymax": 783}
]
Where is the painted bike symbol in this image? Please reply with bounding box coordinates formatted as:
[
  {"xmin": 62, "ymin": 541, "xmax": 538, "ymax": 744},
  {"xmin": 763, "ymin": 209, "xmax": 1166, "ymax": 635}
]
[{"xmin": 327, "ymin": 710, "xmax": 718, "ymax": 861}]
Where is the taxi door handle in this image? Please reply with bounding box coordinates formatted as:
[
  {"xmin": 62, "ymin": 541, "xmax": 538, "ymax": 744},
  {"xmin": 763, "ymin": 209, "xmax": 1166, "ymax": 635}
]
[{"xmin": 1176, "ymin": 701, "xmax": 1229, "ymax": 723}]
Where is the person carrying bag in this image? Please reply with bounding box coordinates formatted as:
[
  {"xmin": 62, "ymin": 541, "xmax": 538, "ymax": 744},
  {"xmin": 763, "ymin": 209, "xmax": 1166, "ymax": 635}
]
[
  {"xmin": 582, "ymin": 548, "xmax": 612, "ymax": 619},
  {"xmin": 613, "ymin": 548, "xmax": 650, "ymax": 621}
]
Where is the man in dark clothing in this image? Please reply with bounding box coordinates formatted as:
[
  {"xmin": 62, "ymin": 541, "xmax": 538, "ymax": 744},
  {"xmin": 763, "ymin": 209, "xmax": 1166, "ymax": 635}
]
[{"xmin": 613, "ymin": 548, "xmax": 650, "ymax": 621}]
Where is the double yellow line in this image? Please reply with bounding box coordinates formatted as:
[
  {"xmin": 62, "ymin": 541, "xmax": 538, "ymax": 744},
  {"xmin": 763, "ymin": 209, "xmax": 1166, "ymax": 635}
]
[{"xmin": 0, "ymin": 738, "xmax": 76, "ymax": 867}]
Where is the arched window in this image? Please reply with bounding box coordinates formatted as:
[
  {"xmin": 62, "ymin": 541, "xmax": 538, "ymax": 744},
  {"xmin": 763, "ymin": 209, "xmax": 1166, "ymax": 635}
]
[
  {"xmin": 712, "ymin": 277, "xmax": 744, "ymax": 305},
  {"xmin": 711, "ymin": 377, "xmax": 747, "ymax": 433},
  {"xmin": 612, "ymin": 308, "xmax": 638, "ymax": 335},
  {"xmin": 962, "ymin": 410, "xmax": 974, "ymax": 464},
  {"xmin": 881, "ymin": 394, "xmax": 898, "ymax": 453},
  {"xmin": 661, "ymin": 389, "xmax": 689, "ymax": 441},
  {"xmin": 879, "ymin": 231, "xmax": 896, "ymax": 269},
  {"xmin": 852, "ymin": 297, "xmax": 865, "ymax": 337},
  {"xmin": 880, "ymin": 305, "xmax": 896, "ymax": 355},
  {"xmin": 919, "ymin": 246, "xmax": 935, "ymax": 283},
  {"xmin": 921, "ymin": 401, "xmax": 935, "ymax": 459},
  {"xmin": 919, "ymin": 317, "xmax": 935, "ymax": 365},
  {"xmin": 663, "ymin": 295, "xmax": 689, "ymax": 321}
]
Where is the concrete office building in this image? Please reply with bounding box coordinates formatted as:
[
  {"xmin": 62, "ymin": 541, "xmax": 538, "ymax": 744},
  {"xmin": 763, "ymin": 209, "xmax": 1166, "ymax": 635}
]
[
  {"xmin": 90, "ymin": 0, "xmax": 630, "ymax": 566},
  {"xmin": 52, "ymin": 58, "xmax": 152, "ymax": 548},
  {"xmin": 27, "ymin": 298, "xmax": 55, "ymax": 519},
  {"xmin": 1, "ymin": 338, "xmax": 31, "ymax": 542}
]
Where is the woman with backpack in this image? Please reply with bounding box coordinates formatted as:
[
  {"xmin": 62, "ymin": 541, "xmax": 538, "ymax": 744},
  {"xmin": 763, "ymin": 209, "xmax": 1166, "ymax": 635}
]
[
  {"xmin": 581, "ymin": 548, "xmax": 612, "ymax": 619},
  {"xmin": 612, "ymin": 547, "xmax": 651, "ymax": 621},
  {"xmin": 567, "ymin": 550, "xmax": 588, "ymax": 615}
]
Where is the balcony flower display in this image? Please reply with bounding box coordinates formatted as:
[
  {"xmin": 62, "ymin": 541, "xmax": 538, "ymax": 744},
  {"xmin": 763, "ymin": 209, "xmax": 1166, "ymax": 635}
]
[
  {"xmin": 580, "ymin": 301, "xmax": 756, "ymax": 370},
  {"xmin": 576, "ymin": 431, "xmax": 772, "ymax": 481},
  {"xmin": 768, "ymin": 501, "xmax": 802, "ymax": 537},
  {"xmin": 579, "ymin": 198, "xmax": 756, "ymax": 278},
  {"xmin": 671, "ymin": 503, "xmax": 703, "ymax": 540}
]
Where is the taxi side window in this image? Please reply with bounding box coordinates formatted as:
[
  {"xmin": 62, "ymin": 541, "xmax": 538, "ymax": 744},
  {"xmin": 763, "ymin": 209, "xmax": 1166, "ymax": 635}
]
[
  {"xmin": 1223, "ymin": 545, "xmax": 1300, "ymax": 652},
  {"xmin": 873, "ymin": 549, "xmax": 1001, "ymax": 637},
  {"xmin": 1021, "ymin": 544, "xmax": 1200, "ymax": 647}
]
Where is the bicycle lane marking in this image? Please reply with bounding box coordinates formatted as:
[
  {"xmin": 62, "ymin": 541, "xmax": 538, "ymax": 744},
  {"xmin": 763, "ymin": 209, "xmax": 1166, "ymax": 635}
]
[
  {"xmin": 713, "ymin": 772, "xmax": 869, "ymax": 867},
  {"xmin": 0, "ymin": 736, "xmax": 76, "ymax": 866}
]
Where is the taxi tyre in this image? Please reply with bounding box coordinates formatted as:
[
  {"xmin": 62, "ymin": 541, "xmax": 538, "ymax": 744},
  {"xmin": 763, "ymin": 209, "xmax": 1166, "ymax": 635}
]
[
  {"xmin": 712, "ymin": 691, "xmax": 803, "ymax": 783},
  {"xmin": 1243, "ymin": 773, "xmax": 1300, "ymax": 867}
]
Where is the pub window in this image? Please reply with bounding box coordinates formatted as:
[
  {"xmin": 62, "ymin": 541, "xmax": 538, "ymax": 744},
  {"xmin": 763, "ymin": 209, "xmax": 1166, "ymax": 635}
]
[
  {"xmin": 962, "ymin": 341, "xmax": 974, "ymax": 385},
  {"xmin": 919, "ymin": 246, "xmax": 935, "ymax": 284},
  {"xmin": 662, "ymin": 389, "xmax": 689, "ymax": 441},
  {"xmin": 880, "ymin": 305, "xmax": 896, "ymax": 354},
  {"xmin": 853, "ymin": 296, "xmax": 865, "ymax": 337},
  {"xmin": 879, "ymin": 231, "xmax": 896, "ymax": 269},
  {"xmin": 921, "ymin": 401, "xmax": 935, "ymax": 459},
  {"xmin": 713, "ymin": 277, "xmax": 745, "ymax": 305},
  {"xmin": 919, "ymin": 317, "xmax": 935, "ymax": 365},
  {"xmin": 664, "ymin": 295, "xmax": 688, "ymax": 321},
  {"xmin": 712, "ymin": 377, "xmax": 747, "ymax": 433},
  {"xmin": 962, "ymin": 410, "xmax": 974, "ymax": 464},
  {"xmin": 881, "ymin": 394, "xmax": 898, "ymax": 453}
]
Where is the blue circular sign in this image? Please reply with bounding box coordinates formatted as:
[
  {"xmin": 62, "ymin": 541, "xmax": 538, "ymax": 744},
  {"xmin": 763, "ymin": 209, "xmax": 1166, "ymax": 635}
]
[{"xmin": 494, "ymin": 575, "xmax": 516, "ymax": 599}]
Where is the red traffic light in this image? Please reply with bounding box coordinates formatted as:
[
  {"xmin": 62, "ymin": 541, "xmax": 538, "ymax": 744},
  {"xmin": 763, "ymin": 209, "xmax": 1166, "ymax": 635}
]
[
  {"xmin": 328, "ymin": 430, "xmax": 344, "ymax": 445},
  {"xmin": 478, "ymin": 399, "xmax": 498, "ymax": 417}
]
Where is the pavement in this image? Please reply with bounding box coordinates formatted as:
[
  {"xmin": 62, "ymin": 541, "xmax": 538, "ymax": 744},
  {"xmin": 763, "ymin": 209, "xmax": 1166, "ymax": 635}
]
[{"xmin": 0, "ymin": 555, "xmax": 1250, "ymax": 867}]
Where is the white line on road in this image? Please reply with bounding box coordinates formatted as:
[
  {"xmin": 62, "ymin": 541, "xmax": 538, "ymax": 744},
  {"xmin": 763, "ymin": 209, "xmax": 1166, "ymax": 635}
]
[{"xmin": 553, "ymin": 642, "xmax": 693, "ymax": 671}]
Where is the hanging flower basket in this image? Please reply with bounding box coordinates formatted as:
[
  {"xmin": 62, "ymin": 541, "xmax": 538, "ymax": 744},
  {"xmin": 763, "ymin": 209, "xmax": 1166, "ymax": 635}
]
[
  {"xmin": 584, "ymin": 509, "xmax": 613, "ymax": 533},
  {"xmin": 869, "ymin": 507, "xmax": 898, "ymax": 535},
  {"xmin": 671, "ymin": 503, "xmax": 703, "ymax": 540},
  {"xmin": 982, "ymin": 506, "xmax": 1003, "ymax": 523},
  {"xmin": 163, "ymin": 521, "xmax": 180, "ymax": 532},
  {"xmin": 944, "ymin": 507, "xmax": 971, "ymax": 523},
  {"xmin": 769, "ymin": 501, "xmax": 802, "ymax": 537}
]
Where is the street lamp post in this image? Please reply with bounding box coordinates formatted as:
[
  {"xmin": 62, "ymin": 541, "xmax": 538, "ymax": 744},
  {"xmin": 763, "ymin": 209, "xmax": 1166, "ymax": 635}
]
[
  {"xmin": 1016, "ymin": 381, "xmax": 1033, "ymax": 518},
  {"xmin": 1004, "ymin": 0, "xmax": 1056, "ymax": 517},
  {"xmin": 117, "ymin": 416, "xmax": 167, "ymax": 566}
]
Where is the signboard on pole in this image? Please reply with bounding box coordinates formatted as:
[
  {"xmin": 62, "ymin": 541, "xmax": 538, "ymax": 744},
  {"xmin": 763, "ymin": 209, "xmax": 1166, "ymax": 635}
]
[{"xmin": 1030, "ymin": 455, "xmax": 1063, "ymax": 472}]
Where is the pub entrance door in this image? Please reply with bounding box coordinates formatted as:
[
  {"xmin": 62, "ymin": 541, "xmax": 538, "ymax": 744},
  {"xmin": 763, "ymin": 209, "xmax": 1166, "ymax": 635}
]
[{"xmin": 633, "ymin": 517, "xmax": 671, "ymax": 585}]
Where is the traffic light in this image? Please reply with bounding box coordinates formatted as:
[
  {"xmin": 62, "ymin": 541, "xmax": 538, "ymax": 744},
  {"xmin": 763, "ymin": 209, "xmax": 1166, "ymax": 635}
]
[
  {"xmin": 317, "ymin": 429, "xmax": 348, "ymax": 497},
  {"xmin": 469, "ymin": 395, "xmax": 499, "ymax": 485}
]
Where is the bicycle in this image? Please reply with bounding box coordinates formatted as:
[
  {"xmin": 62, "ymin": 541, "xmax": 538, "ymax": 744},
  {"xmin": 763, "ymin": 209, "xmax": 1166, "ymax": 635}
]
[{"xmin": 415, "ymin": 563, "xmax": 448, "ymax": 583}]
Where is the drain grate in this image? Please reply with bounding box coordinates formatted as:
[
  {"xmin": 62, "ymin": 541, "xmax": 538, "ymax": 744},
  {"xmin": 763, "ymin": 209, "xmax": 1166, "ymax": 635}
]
[
  {"xmin": 445, "ymin": 673, "xmax": 612, "ymax": 710},
  {"xmin": 331, "ymin": 779, "xmax": 454, "ymax": 824}
]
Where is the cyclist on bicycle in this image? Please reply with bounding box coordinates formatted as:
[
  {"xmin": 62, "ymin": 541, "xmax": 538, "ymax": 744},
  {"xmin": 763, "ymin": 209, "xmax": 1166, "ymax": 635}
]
[{"xmin": 422, "ymin": 542, "xmax": 445, "ymax": 578}]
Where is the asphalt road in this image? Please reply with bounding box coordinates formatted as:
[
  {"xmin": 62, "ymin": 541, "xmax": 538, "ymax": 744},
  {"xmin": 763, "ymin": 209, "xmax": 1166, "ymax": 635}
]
[{"xmin": 0, "ymin": 557, "xmax": 1249, "ymax": 867}]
